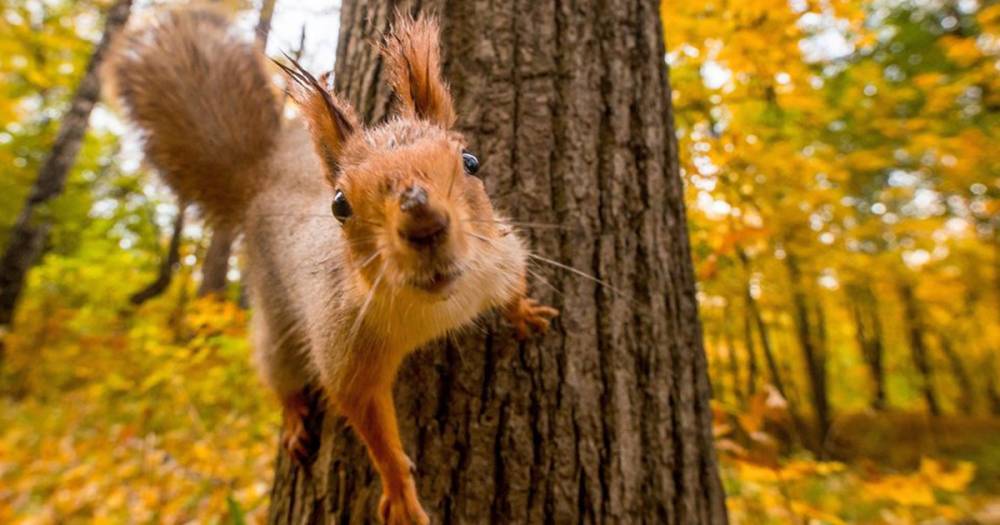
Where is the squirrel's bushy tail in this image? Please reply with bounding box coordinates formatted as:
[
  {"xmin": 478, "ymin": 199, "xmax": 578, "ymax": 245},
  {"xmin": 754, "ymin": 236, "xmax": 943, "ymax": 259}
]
[{"xmin": 107, "ymin": 7, "xmax": 280, "ymax": 225}]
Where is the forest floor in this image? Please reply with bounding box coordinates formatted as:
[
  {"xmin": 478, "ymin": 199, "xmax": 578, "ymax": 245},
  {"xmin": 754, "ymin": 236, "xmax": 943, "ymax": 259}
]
[
  {"xmin": 716, "ymin": 397, "xmax": 1000, "ymax": 524},
  {"xmin": 0, "ymin": 297, "xmax": 998, "ymax": 524}
]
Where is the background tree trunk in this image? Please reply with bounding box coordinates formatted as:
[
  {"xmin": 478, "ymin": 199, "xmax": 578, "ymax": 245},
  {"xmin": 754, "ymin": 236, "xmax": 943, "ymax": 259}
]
[
  {"xmin": 937, "ymin": 337, "xmax": 973, "ymax": 415},
  {"xmin": 784, "ymin": 249, "xmax": 830, "ymax": 456},
  {"xmin": 196, "ymin": 225, "xmax": 234, "ymax": 297},
  {"xmin": 130, "ymin": 204, "xmax": 186, "ymax": 305},
  {"xmin": 742, "ymin": 293, "xmax": 758, "ymax": 398},
  {"xmin": 986, "ymin": 352, "xmax": 1000, "ymax": 416},
  {"xmin": 267, "ymin": 1, "xmax": 727, "ymax": 524},
  {"xmin": 723, "ymin": 302, "xmax": 743, "ymax": 405},
  {"xmin": 848, "ymin": 283, "xmax": 887, "ymax": 411},
  {"xmin": 0, "ymin": 0, "xmax": 133, "ymax": 332},
  {"xmin": 899, "ymin": 281, "xmax": 940, "ymax": 416}
]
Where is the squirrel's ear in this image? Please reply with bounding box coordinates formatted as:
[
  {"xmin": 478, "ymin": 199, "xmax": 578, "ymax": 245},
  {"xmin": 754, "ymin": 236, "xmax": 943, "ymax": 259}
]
[
  {"xmin": 275, "ymin": 58, "xmax": 358, "ymax": 182},
  {"xmin": 382, "ymin": 15, "xmax": 456, "ymax": 128}
]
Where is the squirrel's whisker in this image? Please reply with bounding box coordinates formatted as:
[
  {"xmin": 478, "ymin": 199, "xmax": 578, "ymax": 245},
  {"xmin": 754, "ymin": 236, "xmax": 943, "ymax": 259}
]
[
  {"xmin": 526, "ymin": 253, "xmax": 632, "ymax": 302},
  {"xmin": 356, "ymin": 251, "xmax": 381, "ymax": 270},
  {"xmin": 465, "ymin": 219, "xmax": 577, "ymax": 231},
  {"xmin": 347, "ymin": 261, "xmax": 386, "ymax": 349},
  {"xmin": 525, "ymin": 266, "xmax": 562, "ymax": 298}
]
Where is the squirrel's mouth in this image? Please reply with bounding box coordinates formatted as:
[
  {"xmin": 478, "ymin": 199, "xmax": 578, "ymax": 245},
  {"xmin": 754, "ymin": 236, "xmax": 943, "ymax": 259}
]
[{"xmin": 408, "ymin": 266, "xmax": 463, "ymax": 294}]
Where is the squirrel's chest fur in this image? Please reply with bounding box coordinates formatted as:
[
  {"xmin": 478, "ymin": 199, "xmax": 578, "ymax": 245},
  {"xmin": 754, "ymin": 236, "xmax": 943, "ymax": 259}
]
[{"xmin": 243, "ymin": 121, "xmax": 523, "ymax": 397}]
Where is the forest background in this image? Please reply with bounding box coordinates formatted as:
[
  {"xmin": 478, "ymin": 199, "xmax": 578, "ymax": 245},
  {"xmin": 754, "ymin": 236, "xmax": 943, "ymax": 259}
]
[{"xmin": 0, "ymin": 0, "xmax": 997, "ymax": 523}]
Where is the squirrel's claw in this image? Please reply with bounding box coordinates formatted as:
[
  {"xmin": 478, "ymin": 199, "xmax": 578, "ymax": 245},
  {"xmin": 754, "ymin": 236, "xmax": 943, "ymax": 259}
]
[
  {"xmin": 505, "ymin": 297, "xmax": 560, "ymax": 340},
  {"xmin": 281, "ymin": 392, "xmax": 318, "ymax": 466},
  {"xmin": 378, "ymin": 490, "xmax": 429, "ymax": 525}
]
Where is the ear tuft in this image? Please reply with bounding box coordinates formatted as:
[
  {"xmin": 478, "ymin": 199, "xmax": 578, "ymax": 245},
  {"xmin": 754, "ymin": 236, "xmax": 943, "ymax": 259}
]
[
  {"xmin": 274, "ymin": 55, "xmax": 359, "ymax": 182},
  {"xmin": 381, "ymin": 14, "xmax": 456, "ymax": 128}
]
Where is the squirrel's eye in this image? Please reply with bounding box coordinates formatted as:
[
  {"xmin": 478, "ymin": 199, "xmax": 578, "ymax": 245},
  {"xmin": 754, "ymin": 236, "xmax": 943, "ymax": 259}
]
[
  {"xmin": 462, "ymin": 151, "xmax": 480, "ymax": 176},
  {"xmin": 331, "ymin": 190, "xmax": 352, "ymax": 223}
]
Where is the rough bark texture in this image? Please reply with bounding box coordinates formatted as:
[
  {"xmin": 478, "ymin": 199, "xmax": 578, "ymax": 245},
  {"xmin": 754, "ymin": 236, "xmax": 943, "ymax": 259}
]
[
  {"xmin": 0, "ymin": 0, "xmax": 133, "ymax": 330},
  {"xmin": 130, "ymin": 205, "xmax": 186, "ymax": 305},
  {"xmin": 267, "ymin": 1, "xmax": 727, "ymax": 523}
]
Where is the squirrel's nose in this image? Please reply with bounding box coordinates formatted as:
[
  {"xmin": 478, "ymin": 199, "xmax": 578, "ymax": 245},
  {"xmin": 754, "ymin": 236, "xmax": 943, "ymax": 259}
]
[{"xmin": 399, "ymin": 185, "xmax": 449, "ymax": 248}]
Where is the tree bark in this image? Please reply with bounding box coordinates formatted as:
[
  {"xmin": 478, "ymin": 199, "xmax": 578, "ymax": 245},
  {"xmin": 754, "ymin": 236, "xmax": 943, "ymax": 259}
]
[
  {"xmin": 0, "ymin": 0, "xmax": 133, "ymax": 331},
  {"xmin": 267, "ymin": 1, "xmax": 727, "ymax": 524},
  {"xmin": 899, "ymin": 280, "xmax": 940, "ymax": 416},
  {"xmin": 130, "ymin": 204, "xmax": 186, "ymax": 305}
]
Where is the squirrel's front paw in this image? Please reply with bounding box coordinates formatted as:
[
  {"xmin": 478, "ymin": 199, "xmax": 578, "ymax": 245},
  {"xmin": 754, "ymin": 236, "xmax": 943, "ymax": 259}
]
[
  {"xmin": 505, "ymin": 296, "xmax": 559, "ymax": 340},
  {"xmin": 378, "ymin": 489, "xmax": 429, "ymax": 525},
  {"xmin": 281, "ymin": 391, "xmax": 318, "ymax": 465}
]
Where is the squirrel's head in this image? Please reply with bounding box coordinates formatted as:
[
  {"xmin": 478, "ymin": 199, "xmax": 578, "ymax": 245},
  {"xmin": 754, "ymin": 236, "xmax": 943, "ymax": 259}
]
[{"xmin": 281, "ymin": 15, "xmax": 511, "ymax": 298}]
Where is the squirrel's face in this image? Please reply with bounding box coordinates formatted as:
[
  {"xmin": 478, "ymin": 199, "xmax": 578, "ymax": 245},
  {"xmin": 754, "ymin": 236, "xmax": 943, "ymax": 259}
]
[
  {"xmin": 279, "ymin": 17, "xmax": 510, "ymax": 298},
  {"xmin": 331, "ymin": 121, "xmax": 503, "ymax": 295}
]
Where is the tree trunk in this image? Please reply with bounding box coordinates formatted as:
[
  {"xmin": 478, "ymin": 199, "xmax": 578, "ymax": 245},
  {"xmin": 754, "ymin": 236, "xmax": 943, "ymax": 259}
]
[
  {"xmin": 987, "ymin": 352, "xmax": 1000, "ymax": 416},
  {"xmin": 266, "ymin": 1, "xmax": 727, "ymax": 524},
  {"xmin": 784, "ymin": 249, "xmax": 830, "ymax": 455},
  {"xmin": 196, "ymin": 225, "xmax": 234, "ymax": 297},
  {"xmin": 254, "ymin": 0, "xmax": 277, "ymax": 48},
  {"xmin": 937, "ymin": 337, "xmax": 973, "ymax": 415},
  {"xmin": 899, "ymin": 280, "xmax": 940, "ymax": 416},
  {"xmin": 848, "ymin": 283, "xmax": 886, "ymax": 411},
  {"xmin": 742, "ymin": 293, "xmax": 758, "ymax": 398},
  {"xmin": 737, "ymin": 249, "xmax": 784, "ymax": 397},
  {"xmin": 130, "ymin": 204, "xmax": 186, "ymax": 305},
  {"xmin": 0, "ymin": 0, "xmax": 133, "ymax": 331},
  {"xmin": 724, "ymin": 303, "xmax": 743, "ymax": 405}
]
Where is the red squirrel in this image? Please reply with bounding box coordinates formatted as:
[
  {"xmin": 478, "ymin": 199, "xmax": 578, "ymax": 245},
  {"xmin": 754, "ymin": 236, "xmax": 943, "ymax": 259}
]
[{"xmin": 108, "ymin": 7, "xmax": 557, "ymax": 524}]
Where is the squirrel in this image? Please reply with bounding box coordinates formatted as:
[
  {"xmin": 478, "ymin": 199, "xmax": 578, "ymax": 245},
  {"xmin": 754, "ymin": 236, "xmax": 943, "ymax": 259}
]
[{"xmin": 107, "ymin": 6, "xmax": 558, "ymax": 524}]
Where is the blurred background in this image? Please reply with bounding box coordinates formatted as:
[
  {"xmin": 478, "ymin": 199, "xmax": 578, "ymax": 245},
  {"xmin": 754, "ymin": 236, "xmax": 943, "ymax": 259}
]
[{"xmin": 0, "ymin": 0, "xmax": 997, "ymax": 523}]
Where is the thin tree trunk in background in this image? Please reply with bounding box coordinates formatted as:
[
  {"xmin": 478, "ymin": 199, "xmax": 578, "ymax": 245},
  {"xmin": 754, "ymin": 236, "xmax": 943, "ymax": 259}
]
[
  {"xmin": 267, "ymin": 1, "xmax": 728, "ymax": 523},
  {"xmin": 742, "ymin": 293, "xmax": 758, "ymax": 398},
  {"xmin": 0, "ymin": 0, "xmax": 133, "ymax": 333},
  {"xmin": 750, "ymin": 291, "xmax": 785, "ymax": 397},
  {"xmin": 987, "ymin": 352, "xmax": 1000, "ymax": 416},
  {"xmin": 784, "ymin": 249, "xmax": 830, "ymax": 456},
  {"xmin": 279, "ymin": 25, "xmax": 307, "ymax": 110},
  {"xmin": 938, "ymin": 337, "xmax": 973, "ymax": 415},
  {"xmin": 130, "ymin": 205, "xmax": 186, "ymax": 305},
  {"xmin": 899, "ymin": 281, "xmax": 940, "ymax": 416},
  {"xmin": 198, "ymin": 0, "xmax": 277, "ymax": 298},
  {"xmin": 254, "ymin": 0, "xmax": 277, "ymax": 47},
  {"xmin": 724, "ymin": 303, "xmax": 743, "ymax": 405},
  {"xmin": 197, "ymin": 226, "xmax": 234, "ymax": 297},
  {"xmin": 737, "ymin": 249, "xmax": 783, "ymax": 396},
  {"xmin": 849, "ymin": 283, "xmax": 887, "ymax": 411}
]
